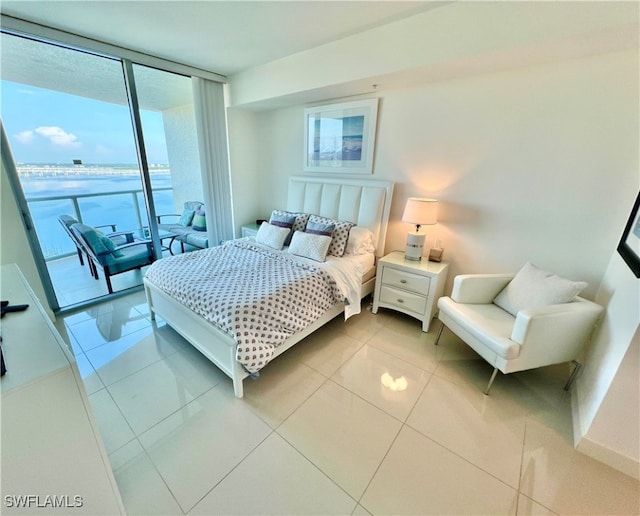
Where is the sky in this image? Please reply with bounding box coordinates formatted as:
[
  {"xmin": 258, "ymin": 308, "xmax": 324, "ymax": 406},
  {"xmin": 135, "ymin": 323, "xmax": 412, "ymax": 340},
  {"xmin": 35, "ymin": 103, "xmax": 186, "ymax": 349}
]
[{"xmin": 2, "ymin": 80, "xmax": 169, "ymax": 165}]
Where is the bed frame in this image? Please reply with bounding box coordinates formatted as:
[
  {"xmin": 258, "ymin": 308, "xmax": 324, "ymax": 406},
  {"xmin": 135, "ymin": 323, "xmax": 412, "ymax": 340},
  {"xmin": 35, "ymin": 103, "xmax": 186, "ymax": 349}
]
[{"xmin": 144, "ymin": 175, "xmax": 394, "ymax": 397}]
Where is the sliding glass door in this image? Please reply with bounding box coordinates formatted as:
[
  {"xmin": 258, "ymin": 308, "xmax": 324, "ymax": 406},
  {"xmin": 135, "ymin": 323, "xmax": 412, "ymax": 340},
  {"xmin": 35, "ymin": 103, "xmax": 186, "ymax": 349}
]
[
  {"xmin": 131, "ymin": 63, "xmax": 203, "ymax": 237},
  {"xmin": 1, "ymin": 31, "xmax": 203, "ymax": 309}
]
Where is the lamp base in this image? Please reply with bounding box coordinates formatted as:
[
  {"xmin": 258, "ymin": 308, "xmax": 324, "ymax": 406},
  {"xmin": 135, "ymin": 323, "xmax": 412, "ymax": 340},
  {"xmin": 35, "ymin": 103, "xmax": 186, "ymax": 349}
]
[{"xmin": 404, "ymin": 232, "xmax": 425, "ymax": 261}]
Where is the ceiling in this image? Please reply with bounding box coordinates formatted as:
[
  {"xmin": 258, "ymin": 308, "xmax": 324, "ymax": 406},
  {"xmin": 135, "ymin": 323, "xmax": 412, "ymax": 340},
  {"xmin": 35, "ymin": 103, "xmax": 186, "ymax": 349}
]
[{"xmin": 0, "ymin": 1, "xmax": 443, "ymax": 77}]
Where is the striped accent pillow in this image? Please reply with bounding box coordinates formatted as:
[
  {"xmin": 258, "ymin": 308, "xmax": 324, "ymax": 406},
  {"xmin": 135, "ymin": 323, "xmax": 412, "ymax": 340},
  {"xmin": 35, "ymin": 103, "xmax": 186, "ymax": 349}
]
[
  {"xmin": 269, "ymin": 212, "xmax": 296, "ymax": 245},
  {"xmin": 307, "ymin": 215, "xmax": 355, "ymax": 257}
]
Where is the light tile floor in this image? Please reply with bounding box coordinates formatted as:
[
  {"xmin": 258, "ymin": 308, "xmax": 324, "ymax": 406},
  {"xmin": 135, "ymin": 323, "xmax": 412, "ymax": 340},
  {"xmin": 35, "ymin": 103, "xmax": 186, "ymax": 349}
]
[
  {"xmin": 48, "ymin": 255, "xmax": 151, "ymax": 307},
  {"xmin": 54, "ymin": 292, "xmax": 640, "ymax": 515}
]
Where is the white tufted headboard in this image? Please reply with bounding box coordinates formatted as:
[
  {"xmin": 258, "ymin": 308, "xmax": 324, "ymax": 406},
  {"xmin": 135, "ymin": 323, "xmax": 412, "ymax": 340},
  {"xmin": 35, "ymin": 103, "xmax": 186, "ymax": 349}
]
[{"xmin": 287, "ymin": 176, "xmax": 394, "ymax": 258}]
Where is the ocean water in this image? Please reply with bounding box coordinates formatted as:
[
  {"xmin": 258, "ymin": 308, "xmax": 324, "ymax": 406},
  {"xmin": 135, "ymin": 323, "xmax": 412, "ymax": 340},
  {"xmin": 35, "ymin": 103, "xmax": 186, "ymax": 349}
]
[{"xmin": 18, "ymin": 164, "xmax": 176, "ymax": 258}]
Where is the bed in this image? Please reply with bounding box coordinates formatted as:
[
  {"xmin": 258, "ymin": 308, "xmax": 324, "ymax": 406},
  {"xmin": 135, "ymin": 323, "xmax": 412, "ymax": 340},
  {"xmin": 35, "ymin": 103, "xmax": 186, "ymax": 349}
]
[{"xmin": 143, "ymin": 175, "xmax": 394, "ymax": 397}]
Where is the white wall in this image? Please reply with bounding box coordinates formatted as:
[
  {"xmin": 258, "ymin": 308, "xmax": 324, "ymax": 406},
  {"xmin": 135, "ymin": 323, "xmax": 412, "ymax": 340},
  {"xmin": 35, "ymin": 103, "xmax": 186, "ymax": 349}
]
[
  {"xmin": 227, "ymin": 107, "xmax": 263, "ymax": 237},
  {"xmin": 575, "ymin": 246, "xmax": 640, "ymax": 479},
  {"xmin": 229, "ymin": 49, "xmax": 638, "ymax": 298},
  {"xmin": 1, "ymin": 158, "xmax": 51, "ymax": 317},
  {"xmin": 162, "ymin": 104, "xmax": 203, "ymax": 211}
]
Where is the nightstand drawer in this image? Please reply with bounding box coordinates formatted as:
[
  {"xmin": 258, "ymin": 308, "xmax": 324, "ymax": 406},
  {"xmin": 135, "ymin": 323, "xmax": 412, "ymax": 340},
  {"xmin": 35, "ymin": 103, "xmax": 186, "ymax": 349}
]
[
  {"xmin": 381, "ymin": 267, "xmax": 431, "ymax": 295},
  {"xmin": 379, "ymin": 285, "xmax": 427, "ymax": 315}
]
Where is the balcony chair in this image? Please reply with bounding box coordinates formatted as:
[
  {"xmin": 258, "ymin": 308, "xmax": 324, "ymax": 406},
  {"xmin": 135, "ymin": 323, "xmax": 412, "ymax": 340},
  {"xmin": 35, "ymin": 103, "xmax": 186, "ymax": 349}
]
[
  {"xmin": 58, "ymin": 215, "xmax": 131, "ymax": 267},
  {"xmin": 434, "ymin": 263, "xmax": 603, "ymax": 394},
  {"xmin": 70, "ymin": 222, "xmax": 155, "ymax": 294}
]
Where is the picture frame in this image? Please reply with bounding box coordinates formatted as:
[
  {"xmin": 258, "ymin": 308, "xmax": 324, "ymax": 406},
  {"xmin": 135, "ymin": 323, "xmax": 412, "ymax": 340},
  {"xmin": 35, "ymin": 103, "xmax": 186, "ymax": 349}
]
[
  {"xmin": 617, "ymin": 191, "xmax": 640, "ymax": 278},
  {"xmin": 304, "ymin": 98, "xmax": 379, "ymax": 174}
]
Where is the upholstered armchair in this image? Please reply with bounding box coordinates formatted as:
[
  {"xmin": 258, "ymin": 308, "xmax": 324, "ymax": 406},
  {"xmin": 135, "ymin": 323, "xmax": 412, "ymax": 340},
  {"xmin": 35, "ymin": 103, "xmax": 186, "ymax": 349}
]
[
  {"xmin": 71, "ymin": 223, "xmax": 154, "ymax": 294},
  {"xmin": 435, "ymin": 263, "xmax": 603, "ymax": 394}
]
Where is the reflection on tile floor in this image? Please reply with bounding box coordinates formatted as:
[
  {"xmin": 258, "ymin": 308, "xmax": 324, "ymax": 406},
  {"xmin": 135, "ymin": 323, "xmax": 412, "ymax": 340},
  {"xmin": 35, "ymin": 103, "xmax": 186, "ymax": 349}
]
[
  {"xmin": 55, "ymin": 293, "xmax": 640, "ymax": 515},
  {"xmin": 48, "ymin": 255, "xmax": 151, "ymax": 307}
]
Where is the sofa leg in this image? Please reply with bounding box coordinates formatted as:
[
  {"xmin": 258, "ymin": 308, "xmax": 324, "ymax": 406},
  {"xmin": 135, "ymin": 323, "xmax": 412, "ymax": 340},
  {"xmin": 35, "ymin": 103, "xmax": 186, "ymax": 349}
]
[
  {"xmin": 484, "ymin": 368, "xmax": 499, "ymax": 395},
  {"xmin": 564, "ymin": 360, "xmax": 582, "ymax": 391},
  {"xmin": 434, "ymin": 322, "xmax": 445, "ymax": 346}
]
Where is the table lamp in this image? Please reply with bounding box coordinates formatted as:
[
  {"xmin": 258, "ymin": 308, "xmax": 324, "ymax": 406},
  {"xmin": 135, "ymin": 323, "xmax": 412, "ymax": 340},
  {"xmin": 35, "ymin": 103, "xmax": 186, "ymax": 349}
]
[{"xmin": 402, "ymin": 197, "xmax": 438, "ymax": 261}]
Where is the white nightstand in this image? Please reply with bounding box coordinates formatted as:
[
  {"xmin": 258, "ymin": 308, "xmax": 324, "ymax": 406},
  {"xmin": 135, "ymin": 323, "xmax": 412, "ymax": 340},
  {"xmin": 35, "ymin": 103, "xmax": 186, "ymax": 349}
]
[
  {"xmin": 241, "ymin": 223, "xmax": 260, "ymax": 238},
  {"xmin": 372, "ymin": 251, "xmax": 449, "ymax": 332}
]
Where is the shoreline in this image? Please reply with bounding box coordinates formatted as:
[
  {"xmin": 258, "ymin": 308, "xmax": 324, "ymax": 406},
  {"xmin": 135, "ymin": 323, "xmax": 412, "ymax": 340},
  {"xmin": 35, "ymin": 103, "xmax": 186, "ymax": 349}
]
[{"xmin": 16, "ymin": 164, "xmax": 170, "ymax": 177}]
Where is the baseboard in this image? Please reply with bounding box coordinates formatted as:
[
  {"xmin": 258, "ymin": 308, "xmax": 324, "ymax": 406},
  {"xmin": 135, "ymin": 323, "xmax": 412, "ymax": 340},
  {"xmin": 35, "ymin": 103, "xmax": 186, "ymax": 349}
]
[
  {"xmin": 571, "ymin": 382, "xmax": 639, "ymax": 480},
  {"xmin": 576, "ymin": 437, "xmax": 640, "ymax": 480}
]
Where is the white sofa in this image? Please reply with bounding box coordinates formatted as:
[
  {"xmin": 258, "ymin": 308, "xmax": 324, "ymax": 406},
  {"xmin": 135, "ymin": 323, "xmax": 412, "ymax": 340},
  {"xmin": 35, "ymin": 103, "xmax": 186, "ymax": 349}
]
[{"xmin": 435, "ymin": 270, "xmax": 603, "ymax": 394}]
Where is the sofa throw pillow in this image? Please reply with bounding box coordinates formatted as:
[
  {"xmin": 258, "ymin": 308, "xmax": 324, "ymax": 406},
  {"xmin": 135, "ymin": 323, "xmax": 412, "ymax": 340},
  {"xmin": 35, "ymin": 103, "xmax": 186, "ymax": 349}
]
[
  {"xmin": 192, "ymin": 210, "xmax": 206, "ymax": 231},
  {"xmin": 288, "ymin": 231, "xmax": 332, "ymax": 262},
  {"xmin": 308, "ymin": 214, "xmax": 354, "ymax": 257},
  {"xmin": 178, "ymin": 208, "xmax": 195, "ymax": 227},
  {"xmin": 255, "ymin": 221, "xmax": 291, "ymax": 250},
  {"xmin": 493, "ymin": 262, "xmax": 588, "ymax": 316},
  {"xmin": 268, "ymin": 212, "xmax": 296, "ymax": 245}
]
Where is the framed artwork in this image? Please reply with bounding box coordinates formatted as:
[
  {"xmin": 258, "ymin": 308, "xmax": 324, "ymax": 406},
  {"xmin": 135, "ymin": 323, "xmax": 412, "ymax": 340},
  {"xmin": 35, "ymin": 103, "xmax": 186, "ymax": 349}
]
[
  {"xmin": 617, "ymin": 191, "xmax": 640, "ymax": 278},
  {"xmin": 304, "ymin": 98, "xmax": 378, "ymax": 174}
]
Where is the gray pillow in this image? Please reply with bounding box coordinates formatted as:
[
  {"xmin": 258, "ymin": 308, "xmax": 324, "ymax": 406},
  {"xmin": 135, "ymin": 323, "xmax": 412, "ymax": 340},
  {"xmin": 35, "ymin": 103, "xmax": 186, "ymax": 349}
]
[{"xmin": 493, "ymin": 262, "xmax": 587, "ymax": 316}]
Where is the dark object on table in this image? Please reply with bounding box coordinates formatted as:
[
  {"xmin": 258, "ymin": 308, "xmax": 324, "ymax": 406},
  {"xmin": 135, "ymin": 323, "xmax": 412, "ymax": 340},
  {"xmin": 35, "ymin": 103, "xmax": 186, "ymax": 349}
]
[{"xmin": 1, "ymin": 301, "xmax": 29, "ymax": 319}]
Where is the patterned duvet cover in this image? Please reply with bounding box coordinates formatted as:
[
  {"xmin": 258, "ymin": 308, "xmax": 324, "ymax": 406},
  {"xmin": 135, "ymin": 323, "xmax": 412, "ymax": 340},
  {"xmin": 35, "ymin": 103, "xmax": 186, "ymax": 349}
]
[{"xmin": 145, "ymin": 240, "xmax": 345, "ymax": 373}]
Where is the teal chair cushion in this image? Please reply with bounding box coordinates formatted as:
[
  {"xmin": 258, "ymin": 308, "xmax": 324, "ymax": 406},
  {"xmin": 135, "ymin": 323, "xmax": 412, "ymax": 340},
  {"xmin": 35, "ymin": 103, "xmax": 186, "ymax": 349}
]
[
  {"xmin": 72, "ymin": 223, "xmax": 124, "ymax": 261},
  {"xmin": 103, "ymin": 244, "xmax": 152, "ymax": 273}
]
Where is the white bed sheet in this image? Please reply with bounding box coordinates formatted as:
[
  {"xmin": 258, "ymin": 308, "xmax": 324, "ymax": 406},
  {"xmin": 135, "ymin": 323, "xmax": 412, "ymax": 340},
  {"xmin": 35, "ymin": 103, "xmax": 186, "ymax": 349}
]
[{"xmin": 249, "ymin": 238, "xmax": 374, "ymax": 319}]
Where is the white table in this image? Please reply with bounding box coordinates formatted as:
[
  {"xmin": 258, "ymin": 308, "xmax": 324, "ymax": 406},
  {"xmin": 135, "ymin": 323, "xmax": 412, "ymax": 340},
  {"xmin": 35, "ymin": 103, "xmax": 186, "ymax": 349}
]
[{"xmin": 372, "ymin": 251, "xmax": 449, "ymax": 332}]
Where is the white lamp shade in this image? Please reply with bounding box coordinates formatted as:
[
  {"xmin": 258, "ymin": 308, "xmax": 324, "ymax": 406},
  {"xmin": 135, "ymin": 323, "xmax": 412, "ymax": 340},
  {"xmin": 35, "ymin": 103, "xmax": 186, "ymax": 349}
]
[{"xmin": 402, "ymin": 197, "xmax": 438, "ymax": 227}]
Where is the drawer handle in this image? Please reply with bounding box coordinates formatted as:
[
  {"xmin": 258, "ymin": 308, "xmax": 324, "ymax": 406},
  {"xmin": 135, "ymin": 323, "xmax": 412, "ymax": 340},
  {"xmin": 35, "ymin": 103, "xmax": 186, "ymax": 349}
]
[
  {"xmin": 400, "ymin": 279, "xmax": 407, "ymax": 284},
  {"xmin": 397, "ymin": 298, "xmax": 404, "ymax": 303}
]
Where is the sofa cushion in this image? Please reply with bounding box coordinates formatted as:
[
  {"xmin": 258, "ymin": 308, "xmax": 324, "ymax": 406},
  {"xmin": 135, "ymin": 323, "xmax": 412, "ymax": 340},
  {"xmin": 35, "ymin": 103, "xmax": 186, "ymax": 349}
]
[
  {"xmin": 178, "ymin": 208, "xmax": 195, "ymax": 227},
  {"xmin": 160, "ymin": 225, "xmax": 192, "ymax": 238},
  {"xmin": 493, "ymin": 262, "xmax": 587, "ymax": 317},
  {"xmin": 184, "ymin": 201, "xmax": 203, "ymax": 212},
  {"xmin": 185, "ymin": 232, "xmax": 209, "ymax": 249}
]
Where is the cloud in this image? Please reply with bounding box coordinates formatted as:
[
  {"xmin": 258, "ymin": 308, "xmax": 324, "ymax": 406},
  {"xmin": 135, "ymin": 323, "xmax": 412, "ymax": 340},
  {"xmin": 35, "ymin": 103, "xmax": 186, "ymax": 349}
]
[
  {"xmin": 14, "ymin": 130, "xmax": 35, "ymax": 144},
  {"xmin": 35, "ymin": 126, "xmax": 81, "ymax": 147}
]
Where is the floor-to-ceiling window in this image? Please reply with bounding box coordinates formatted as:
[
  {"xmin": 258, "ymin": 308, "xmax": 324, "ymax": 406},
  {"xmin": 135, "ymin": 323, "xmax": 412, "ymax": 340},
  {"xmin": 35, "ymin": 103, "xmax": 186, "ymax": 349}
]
[{"xmin": 0, "ymin": 31, "xmax": 204, "ymax": 309}]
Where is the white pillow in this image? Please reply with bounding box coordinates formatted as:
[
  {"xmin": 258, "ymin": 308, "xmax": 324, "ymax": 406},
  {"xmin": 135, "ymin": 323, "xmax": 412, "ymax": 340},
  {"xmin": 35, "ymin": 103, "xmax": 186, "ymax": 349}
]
[
  {"xmin": 346, "ymin": 226, "xmax": 376, "ymax": 255},
  {"xmin": 288, "ymin": 231, "xmax": 332, "ymax": 262},
  {"xmin": 255, "ymin": 221, "xmax": 291, "ymax": 250},
  {"xmin": 493, "ymin": 262, "xmax": 588, "ymax": 316}
]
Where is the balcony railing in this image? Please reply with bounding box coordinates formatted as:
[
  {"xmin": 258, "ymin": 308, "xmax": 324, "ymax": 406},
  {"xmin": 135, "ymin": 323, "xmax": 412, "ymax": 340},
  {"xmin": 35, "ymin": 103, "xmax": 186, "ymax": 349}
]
[{"xmin": 26, "ymin": 187, "xmax": 173, "ymax": 261}]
